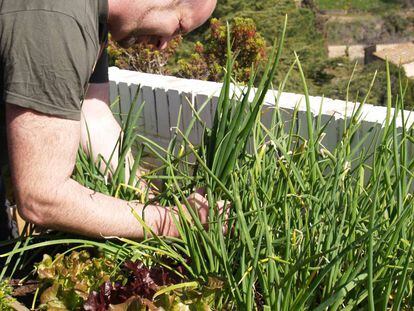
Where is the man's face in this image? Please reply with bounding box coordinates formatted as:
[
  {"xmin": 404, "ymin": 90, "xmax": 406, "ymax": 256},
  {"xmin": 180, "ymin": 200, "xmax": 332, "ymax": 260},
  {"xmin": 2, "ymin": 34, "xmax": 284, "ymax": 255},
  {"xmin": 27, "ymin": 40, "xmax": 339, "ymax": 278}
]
[{"xmin": 110, "ymin": 0, "xmax": 217, "ymax": 49}]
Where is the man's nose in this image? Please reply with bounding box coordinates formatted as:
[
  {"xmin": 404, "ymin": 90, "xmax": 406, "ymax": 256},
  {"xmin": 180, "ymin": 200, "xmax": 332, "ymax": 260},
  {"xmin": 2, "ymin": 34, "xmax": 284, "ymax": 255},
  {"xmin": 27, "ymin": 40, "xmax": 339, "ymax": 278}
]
[{"xmin": 157, "ymin": 36, "xmax": 174, "ymax": 50}]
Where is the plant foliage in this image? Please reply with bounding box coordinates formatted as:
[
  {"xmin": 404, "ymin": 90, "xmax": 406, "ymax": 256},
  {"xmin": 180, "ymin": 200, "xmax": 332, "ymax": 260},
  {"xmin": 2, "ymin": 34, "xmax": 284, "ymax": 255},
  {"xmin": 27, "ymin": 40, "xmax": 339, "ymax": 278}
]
[
  {"xmin": 1, "ymin": 19, "xmax": 414, "ymax": 310},
  {"xmin": 177, "ymin": 17, "xmax": 266, "ymax": 83},
  {"xmin": 0, "ymin": 279, "xmax": 15, "ymax": 311},
  {"xmin": 35, "ymin": 251, "xmax": 116, "ymax": 310},
  {"xmin": 108, "ymin": 36, "xmax": 182, "ymax": 75}
]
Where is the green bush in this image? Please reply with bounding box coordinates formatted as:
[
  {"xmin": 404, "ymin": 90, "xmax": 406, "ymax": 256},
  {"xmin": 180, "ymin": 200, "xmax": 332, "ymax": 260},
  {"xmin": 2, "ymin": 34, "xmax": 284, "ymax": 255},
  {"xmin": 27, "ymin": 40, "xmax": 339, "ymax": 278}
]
[
  {"xmin": 177, "ymin": 17, "xmax": 267, "ymax": 82},
  {"xmin": 108, "ymin": 36, "xmax": 182, "ymax": 75},
  {"xmin": 316, "ymin": 0, "xmax": 403, "ymax": 11}
]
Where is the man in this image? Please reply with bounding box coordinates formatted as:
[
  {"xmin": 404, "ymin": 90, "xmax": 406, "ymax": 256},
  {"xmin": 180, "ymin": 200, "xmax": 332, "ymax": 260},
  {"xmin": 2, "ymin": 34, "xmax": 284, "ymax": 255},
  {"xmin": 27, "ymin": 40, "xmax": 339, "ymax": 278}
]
[{"xmin": 0, "ymin": 0, "xmax": 217, "ymax": 240}]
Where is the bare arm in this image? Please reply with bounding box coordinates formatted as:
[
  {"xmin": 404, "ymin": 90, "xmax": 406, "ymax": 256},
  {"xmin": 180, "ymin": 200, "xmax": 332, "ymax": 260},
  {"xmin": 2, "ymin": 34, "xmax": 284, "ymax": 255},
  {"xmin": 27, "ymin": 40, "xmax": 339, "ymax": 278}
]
[
  {"xmin": 6, "ymin": 104, "xmax": 206, "ymax": 239},
  {"xmin": 80, "ymin": 83, "xmax": 126, "ymax": 174},
  {"xmin": 81, "ymin": 82, "xmax": 147, "ymax": 193}
]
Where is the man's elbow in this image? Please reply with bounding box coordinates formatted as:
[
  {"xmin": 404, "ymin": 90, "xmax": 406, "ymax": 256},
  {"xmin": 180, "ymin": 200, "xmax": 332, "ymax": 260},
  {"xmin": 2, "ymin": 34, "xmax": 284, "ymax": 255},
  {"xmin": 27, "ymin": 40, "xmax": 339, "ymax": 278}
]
[{"xmin": 15, "ymin": 186, "xmax": 60, "ymax": 228}]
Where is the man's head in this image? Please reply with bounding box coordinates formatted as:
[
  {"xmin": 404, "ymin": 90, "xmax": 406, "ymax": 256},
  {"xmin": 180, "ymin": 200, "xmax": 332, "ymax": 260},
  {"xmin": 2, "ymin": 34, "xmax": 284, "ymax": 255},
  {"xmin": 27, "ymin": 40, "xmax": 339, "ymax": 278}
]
[{"xmin": 108, "ymin": 0, "xmax": 217, "ymax": 49}]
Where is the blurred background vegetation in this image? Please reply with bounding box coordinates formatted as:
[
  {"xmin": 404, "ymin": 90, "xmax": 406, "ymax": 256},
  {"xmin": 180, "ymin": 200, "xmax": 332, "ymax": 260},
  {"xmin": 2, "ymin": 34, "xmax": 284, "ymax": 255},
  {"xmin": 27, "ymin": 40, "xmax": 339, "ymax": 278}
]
[
  {"xmin": 109, "ymin": 0, "xmax": 414, "ymax": 108},
  {"xmin": 317, "ymin": 0, "xmax": 413, "ymax": 11}
]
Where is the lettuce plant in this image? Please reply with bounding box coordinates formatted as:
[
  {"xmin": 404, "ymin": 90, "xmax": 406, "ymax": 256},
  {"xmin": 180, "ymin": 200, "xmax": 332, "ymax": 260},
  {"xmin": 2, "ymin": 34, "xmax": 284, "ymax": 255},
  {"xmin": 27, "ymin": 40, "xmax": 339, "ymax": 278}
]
[
  {"xmin": 35, "ymin": 251, "xmax": 116, "ymax": 310},
  {"xmin": 0, "ymin": 279, "xmax": 15, "ymax": 311}
]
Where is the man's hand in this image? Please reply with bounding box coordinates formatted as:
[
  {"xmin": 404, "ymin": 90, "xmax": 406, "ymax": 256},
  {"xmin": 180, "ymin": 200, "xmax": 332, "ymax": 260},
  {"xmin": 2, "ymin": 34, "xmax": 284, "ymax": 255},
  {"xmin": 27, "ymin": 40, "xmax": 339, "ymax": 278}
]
[{"xmin": 185, "ymin": 189, "xmax": 230, "ymax": 233}]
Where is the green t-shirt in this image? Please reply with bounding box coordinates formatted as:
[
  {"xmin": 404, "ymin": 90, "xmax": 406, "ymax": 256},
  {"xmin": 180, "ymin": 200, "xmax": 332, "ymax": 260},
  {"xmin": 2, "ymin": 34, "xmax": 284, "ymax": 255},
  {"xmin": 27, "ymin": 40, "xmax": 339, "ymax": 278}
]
[{"xmin": 0, "ymin": 0, "xmax": 108, "ymax": 167}]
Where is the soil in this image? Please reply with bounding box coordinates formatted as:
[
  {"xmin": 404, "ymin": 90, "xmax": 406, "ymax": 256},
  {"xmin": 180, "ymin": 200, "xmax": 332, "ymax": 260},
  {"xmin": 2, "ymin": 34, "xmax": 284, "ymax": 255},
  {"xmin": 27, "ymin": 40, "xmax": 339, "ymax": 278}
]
[{"xmin": 10, "ymin": 279, "xmax": 39, "ymax": 309}]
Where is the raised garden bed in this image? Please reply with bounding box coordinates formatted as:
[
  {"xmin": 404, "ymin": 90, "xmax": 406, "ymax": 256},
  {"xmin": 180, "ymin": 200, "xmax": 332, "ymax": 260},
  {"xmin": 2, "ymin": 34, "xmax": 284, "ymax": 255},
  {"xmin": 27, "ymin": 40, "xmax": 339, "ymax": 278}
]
[{"xmin": 1, "ymin": 23, "xmax": 414, "ymax": 310}]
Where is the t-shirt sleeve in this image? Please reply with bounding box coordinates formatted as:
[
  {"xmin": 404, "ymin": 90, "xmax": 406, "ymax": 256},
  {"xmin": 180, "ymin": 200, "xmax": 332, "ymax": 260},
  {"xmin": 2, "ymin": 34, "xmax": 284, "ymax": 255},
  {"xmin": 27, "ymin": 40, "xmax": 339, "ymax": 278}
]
[
  {"xmin": 89, "ymin": 48, "xmax": 109, "ymax": 84},
  {"xmin": 1, "ymin": 11, "xmax": 97, "ymax": 121}
]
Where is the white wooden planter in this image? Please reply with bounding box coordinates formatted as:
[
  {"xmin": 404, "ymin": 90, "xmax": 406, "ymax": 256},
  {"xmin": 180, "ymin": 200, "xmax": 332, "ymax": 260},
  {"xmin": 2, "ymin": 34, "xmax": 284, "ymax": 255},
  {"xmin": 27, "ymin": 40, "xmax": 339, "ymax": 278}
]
[{"xmin": 109, "ymin": 67, "xmax": 414, "ymax": 158}]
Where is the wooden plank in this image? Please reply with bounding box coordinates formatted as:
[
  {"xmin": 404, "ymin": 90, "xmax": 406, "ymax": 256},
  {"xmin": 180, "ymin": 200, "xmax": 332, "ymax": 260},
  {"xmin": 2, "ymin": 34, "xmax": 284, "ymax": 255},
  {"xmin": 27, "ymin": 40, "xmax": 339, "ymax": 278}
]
[
  {"xmin": 142, "ymin": 86, "xmax": 157, "ymax": 136},
  {"xmin": 407, "ymin": 127, "xmax": 414, "ymax": 192},
  {"xmin": 129, "ymin": 84, "xmax": 145, "ymax": 130},
  {"xmin": 349, "ymin": 118, "xmax": 362, "ymax": 160},
  {"xmin": 359, "ymin": 120, "xmax": 382, "ymax": 182},
  {"xmin": 210, "ymin": 96, "xmax": 219, "ymax": 126},
  {"xmin": 146, "ymin": 134, "xmax": 170, "ymax": 158},
  {"xmin": 259, "ymin": 105, "xmax": 276, "ymax": 144},
  {"xmin": 109, "ymin": 81, "xmax": 120, "ymax": 122},
  {"xmin": 261, "ymin": 105, "xmax": 273, "ymax": 130},
  {"xmin": 279, "ymin": 107, "xmax": 296, "ymax": 136},
  {"xmin": 195, "ymin": 94, "xmax": 212, "ymax": 139},
  {"xmin": 406, "ymin": 126, "xmax": 414, "ymax": 169},
  {"xmin": 167, "ymin": 89, "xmax": 182, "ymax": 138},
  {"xmin": 320, "ymin": 114, "xmax": 338, "ymax": 152},
  {"xmin": 154, "ymin": 88, "xmax": 171, "ymax": 139},
  {"xmin": 181, "ymin": 92, "xmax": 198, "ymax": 145},
  {"xmin": 336, "ymin": 117, "xmax": 345, "ymax": 149},
  {"xmin": 109, "ymin": 81, "xmax": 119, "ymax": 107},
  {"xmin": 118, "ymin": 82, "xmax": 132, "ymax": 124},
  {"xmin": 297, "ymin": 110, "xmax": 312, "ymax": 141}
]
